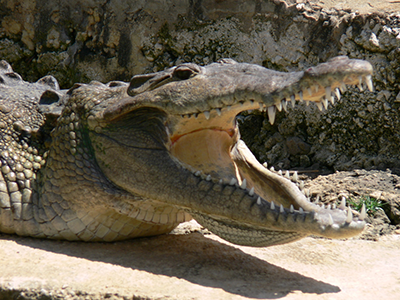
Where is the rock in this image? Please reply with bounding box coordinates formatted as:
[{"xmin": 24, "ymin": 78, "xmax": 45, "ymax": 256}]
[
  {"xmin": 286, "ymin": 136, "xmax": 311, "ymax": 156},
  {"xmin": 264, "ymin": 132, "xmax": 284, "ymax": 151},
  {"xmin": 396, "ymin": 92, "xmax": 400, "ymax": 103},
  {"xmin": 385, "ymin": 195, "xmax": 400, "ymax": 225}
]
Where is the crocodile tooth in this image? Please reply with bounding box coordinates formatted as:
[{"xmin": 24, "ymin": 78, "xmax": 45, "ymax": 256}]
[
  {"xmin": 299, "ymin": 207, "xmax": 304, "ymax": 214},
  {"xmin": 299, "ymin": 91, "xmax": 303, "ymax": 102},
  {"xmin": 194, "ymin": 171, "xmax": 201, "ymax": 176},
  {"xmin": 315, "ymin": 101, "xmax": 323, "ymax": 111},
  {"xmin": 276, "ymin": 102, "xmax": 282, "ymax": 112},
  {"xmin": 270, "ymin": 166, "xmax": 275, "ymax": 172},
  {"xmin": 325, "ymin": 86, "xmax": 331, "ymax": 100},
  {"xmin": 292, "ymin": 171, "xmax": 298, "ymax": 182},
  {"xmin": 339, "ymin": 196, "xmax": 346, "ymax": 210},
  {"xmin": 322, "ymin": 97, "xmax": 329, "ymax": 110},
  {"xmin": 290, "ymin": 205, "xmax": 294, "ymax": 213},
  {"xmin": 332, "ymin": 223, "xmax": 340, "ymax": 230},
  {"xmin": 240, "ymin": 178, "xmax": 247, "ymax": 189},
  {"xmin": 360, "ymin": 203, "xmax": 366, "ymax": 220},
  {"xmin": 227, "ymin": 105, "xmax": 231, "ymax": 111},
  {"xmin": 259, "ymin": 102, "xmax": 264, "ymax": 110},
  {"xmin": 332, "ymin": 203, "xmax": 336, "ymax": 209},
  {"xmin": 278, "ymin": 170, "xmax": 283, "ymax": 176},
  {"xmin": 314, "ymin": 84, "xmax": 319, "ymax": 93},
  {"xmin": 282, "ymin": 99, "xmax": 288, "ymax": 112},
  {"xmin": 300, "ymin": 181, "xmax": 304, "ymax": 190},
  {"xmin": 315, "ymin": 195, "xmax": 320, "ymax": 203},
  {"xmin": 305, "ymin": 189, "xmax": 310, "ymax": 197},
  {"xmin": 284, "ymin": 170, "xmax": 290, "ymax": 179},
  {"xmin": 206, "ymin": 174, "xmax": 211, "ymax": 181},
  {"xmin": 307, "ymin": 87, "xmax": 312, "ymax": 96},
  {"xmin": 257, "ymin": 197, "xmax": 262, "ymax": 205},
  {"xmin": 280, "ymin": 204, "xmax": 284, "ymax": 213},
  {"xmin": 365, "ymin": 75, "xmax": 374, "ymax": 92},
  {"xmin": 229, "ymin": 178, "xmax": 237, "ymax": 185},
  {"xmin": 328, "ymin": 214, "xmax": 334, "ymax": 225},
  {"xmin": 329, "ymin": 94, "xmax": 335, "ymax": 105},
  {"xmin": 204, "ymin": 111, "xmax": 210, "ymax": 120},
  {"xmin": 262, "ymin": 162, "xmax": 268, "ymax": 168},
  {"xmin": 334, "ymin": 88, "xmax": 341, "ymax": 100},
  {"xmin": 346, "ymin": 207, "xmax": 353, "ymax": 223},
  {"xmin": 340, "ymin": 82, "xmax": 347, "ymax": 93},
  {"xmin": 358, "ymin": 76, "xmax": 364, "ymax": 91},
  {"xmin": 268, "ymin": 106, "xmax": 276, "ymax": 125},
  {"xmin": 215, "ymin": 108, "xmax": 221, "ymax": 116},
  {"xmin": 305, "ymin": 100, "xmax": 310, "ymax": 106},
  {"xmin": 249, "ymin": 187, "xmax": 255, "ymax": 196},
  {"xmin": 327, "ymin": 204, "xmax": 331, "ymax": 210},
  {"xmin": 270, "ymin": 201, "xmax": 275, "ymax": 210},
  {"xmin": 290, "ymin": 95, "xmax": 295, "ymax": 107}
]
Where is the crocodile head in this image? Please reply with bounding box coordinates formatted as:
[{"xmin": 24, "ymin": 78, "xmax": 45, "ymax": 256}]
[{"xmin": 79, "ymin": 56, "xmax": 371, "ymax": 246}]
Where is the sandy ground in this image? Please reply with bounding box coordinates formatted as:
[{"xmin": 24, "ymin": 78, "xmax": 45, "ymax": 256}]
[
  {"xmin": 309, "ymin": 0, "xmax": 400, "ymax": 13},
  {"xmin": 1, "ymin": 221, "xmax": 400, "ymax": 300}
]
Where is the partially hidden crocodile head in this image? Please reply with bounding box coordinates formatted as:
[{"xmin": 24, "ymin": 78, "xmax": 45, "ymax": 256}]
[{"xmin": 66, "ymin": 56, "xmax": 372, "ymax": 246}]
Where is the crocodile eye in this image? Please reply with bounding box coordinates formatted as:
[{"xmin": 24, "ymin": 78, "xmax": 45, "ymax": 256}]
[{"xmin": 173, "ymin": 64, "xmax": 200, "ymax": 80}]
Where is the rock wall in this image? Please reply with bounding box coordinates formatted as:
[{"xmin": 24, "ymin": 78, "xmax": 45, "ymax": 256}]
[{"xmin": 0, "ymin": 0, "xmax": 399, "ymax": 171}]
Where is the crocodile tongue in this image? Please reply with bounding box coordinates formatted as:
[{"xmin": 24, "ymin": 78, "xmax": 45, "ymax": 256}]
[{"xmin": 231, "ymin": 139, "xmax": 318, "ymax": 211}]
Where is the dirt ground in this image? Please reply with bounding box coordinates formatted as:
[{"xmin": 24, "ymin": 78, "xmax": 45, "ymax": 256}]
[
  {"xmin": 1, "ymin": 222, "xmax": 400, "ymax": 300},
  {"xmin": 308, "ymin": 0, "xmax": 400, "ymax": 13}
]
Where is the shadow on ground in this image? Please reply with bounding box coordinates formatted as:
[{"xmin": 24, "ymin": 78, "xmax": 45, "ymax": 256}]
[{"xmin": 1, "ymin": 232, "xmax": 340, "ymax": 299}]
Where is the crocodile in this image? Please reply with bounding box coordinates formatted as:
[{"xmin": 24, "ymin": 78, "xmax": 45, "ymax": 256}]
[{"xmin": 0, "ymin": 57, "xmax": 372, "ymax": 247}]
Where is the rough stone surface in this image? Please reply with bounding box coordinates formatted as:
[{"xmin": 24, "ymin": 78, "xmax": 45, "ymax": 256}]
[
  {"xmin": 0, "ymin": 0, "xmax": 399, "ymax": 170},
  {"xmin": 1, "ymin": 223, "xmax": 400, "ymax": 300}
]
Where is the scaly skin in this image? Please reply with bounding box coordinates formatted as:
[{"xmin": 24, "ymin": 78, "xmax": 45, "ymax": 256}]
[{"xmin": 0, "ymin": 57, "xmax": 372, "ymax": 246}]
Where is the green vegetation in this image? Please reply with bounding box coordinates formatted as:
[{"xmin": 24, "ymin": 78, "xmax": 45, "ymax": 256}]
[{"xmin": 347, "ymin": 196, "xmax": 385, "ymax": 215}]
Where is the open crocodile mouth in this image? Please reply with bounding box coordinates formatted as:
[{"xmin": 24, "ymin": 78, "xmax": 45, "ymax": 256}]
[
  {"xmin": 167, "ymin": 67, "xmax": 372, "ymax": 242},
  {"xmin": 98, "ymin": 56, "xmax": 373, "ymax": 246}
]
